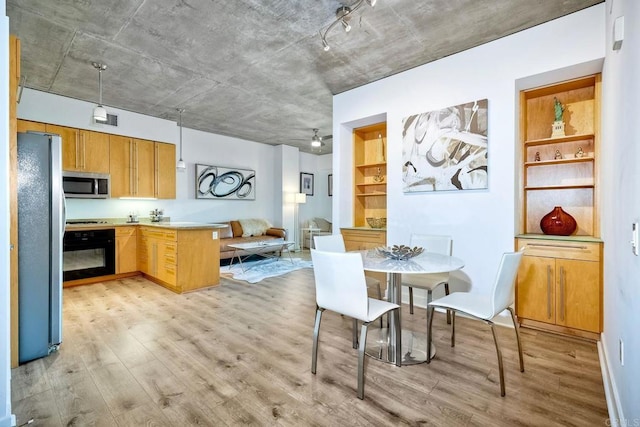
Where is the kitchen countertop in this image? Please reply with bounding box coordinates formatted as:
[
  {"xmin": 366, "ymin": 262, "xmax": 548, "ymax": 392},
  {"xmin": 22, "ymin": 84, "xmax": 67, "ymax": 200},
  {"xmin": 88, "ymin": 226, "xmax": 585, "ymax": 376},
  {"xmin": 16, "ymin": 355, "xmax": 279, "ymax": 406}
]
[{"xmin": 65, "ymin": 220, "xmax": 229, "ymax": 231}]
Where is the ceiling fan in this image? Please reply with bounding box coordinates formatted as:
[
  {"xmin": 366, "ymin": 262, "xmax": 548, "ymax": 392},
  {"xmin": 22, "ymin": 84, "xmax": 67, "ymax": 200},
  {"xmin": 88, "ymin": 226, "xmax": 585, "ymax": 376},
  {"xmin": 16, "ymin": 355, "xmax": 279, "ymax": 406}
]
[{"xmin": 311, "ymin": 128, "xmax": 332, "ymax": 148}]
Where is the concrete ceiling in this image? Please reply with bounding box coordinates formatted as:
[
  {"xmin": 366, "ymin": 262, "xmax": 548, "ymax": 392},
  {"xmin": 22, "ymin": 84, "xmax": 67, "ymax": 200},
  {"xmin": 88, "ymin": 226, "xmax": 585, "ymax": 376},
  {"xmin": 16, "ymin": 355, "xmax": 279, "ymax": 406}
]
[{"xmin": 7, "ymin": 0, "xmax": 602, "ymax": 154}]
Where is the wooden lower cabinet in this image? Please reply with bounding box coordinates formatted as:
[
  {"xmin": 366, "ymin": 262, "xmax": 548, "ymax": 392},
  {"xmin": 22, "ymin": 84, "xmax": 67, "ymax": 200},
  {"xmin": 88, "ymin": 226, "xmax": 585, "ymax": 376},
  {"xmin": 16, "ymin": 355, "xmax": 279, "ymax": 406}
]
[
  {"xmin": 515, "ymin": 237, "xmax": 602, "ymax": 339},
  {"xmin": 116, "ymin": 227, "xmax": 137, "ymax": 274},
  {"xmin": 138, "ymin": 226, "xmax": 219, "ymax": 293},
  {"xmin": 341, "ymin": 228, "xmax": 387, "ymax": 294}
]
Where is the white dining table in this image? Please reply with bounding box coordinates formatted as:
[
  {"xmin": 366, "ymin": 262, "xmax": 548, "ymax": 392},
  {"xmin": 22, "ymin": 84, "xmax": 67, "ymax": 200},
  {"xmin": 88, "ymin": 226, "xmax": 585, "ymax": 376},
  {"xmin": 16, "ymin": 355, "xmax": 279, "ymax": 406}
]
[{"xmin": 360, "ymin": 249, "xmax": 465, "ymax": 365}]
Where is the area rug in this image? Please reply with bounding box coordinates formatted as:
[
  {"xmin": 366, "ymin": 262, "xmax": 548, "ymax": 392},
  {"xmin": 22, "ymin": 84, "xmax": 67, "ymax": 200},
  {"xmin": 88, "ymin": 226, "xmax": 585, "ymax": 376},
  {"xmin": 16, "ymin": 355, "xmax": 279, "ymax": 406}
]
[{"xmin": 221, "ymin": 257, "xmax": 312, "ymax": 283}]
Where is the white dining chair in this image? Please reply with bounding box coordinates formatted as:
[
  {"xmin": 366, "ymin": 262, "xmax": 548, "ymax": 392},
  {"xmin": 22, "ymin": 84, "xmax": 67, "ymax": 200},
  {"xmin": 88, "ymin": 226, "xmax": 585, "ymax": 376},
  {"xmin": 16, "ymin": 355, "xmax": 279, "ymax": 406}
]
[
  {"xmin": 310, "ymin": 249, "xmax": 401, "ymax": 400},
  {"xmin": 314, "ymin": 234, "xmax": 384, "ymax": 299},
  {"xmin": 402, "ymin": 234, "xmax": 453, "ymax": 321},
  {"xmin": 314, "ymin": 234, "xmax": 385, "ymax": 347},
  {"xmin": 426, "ymin": 251, "xmax": 525, "ymax": 397}
]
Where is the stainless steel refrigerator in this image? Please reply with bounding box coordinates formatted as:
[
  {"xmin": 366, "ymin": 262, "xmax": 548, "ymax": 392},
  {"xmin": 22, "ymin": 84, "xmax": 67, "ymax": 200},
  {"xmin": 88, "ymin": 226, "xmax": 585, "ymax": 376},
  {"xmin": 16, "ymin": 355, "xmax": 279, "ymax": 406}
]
[{"xmin": 17, "ymin": 132, "xmax": 64, "ymax": 364}]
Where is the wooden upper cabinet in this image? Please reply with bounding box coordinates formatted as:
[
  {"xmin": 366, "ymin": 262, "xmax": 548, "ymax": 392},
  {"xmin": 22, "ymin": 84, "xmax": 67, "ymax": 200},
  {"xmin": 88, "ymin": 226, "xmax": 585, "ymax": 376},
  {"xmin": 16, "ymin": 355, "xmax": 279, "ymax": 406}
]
[
  {"xmin": 81, "ymin": 130, "xmax": 110, "ymax": 173},
  {"xmin": 46, "ymin": 124, "xmax": 80, "ymax": 171},
  {"xmin": 155, "ymin": 142, "xmax": 176, "ymax": 199},
  {"xmin": 109, "ymin": 136, "xmax": 153, "ymax": 198},
  {"xmin": 17, "ymin": 120, "xmax": 46, "ymax": 133},
  {"xmin": 136, "ymin": 139, "xmax": 155, "ymax": 198},
  {"xmin": 109, "ymin": 135, "xmax": 134, "ymax": 197},
  {"xmin": 46, "ymin": 125, "xmax": 109, "ymax": 173}
]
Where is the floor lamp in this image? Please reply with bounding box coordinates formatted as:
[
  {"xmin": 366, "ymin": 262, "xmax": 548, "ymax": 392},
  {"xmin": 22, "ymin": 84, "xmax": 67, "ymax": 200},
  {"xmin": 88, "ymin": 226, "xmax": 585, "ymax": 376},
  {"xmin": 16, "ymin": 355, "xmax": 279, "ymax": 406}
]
[{"xmin": 294, "ymin": 193, "xmax": 307, "ymax": 251}]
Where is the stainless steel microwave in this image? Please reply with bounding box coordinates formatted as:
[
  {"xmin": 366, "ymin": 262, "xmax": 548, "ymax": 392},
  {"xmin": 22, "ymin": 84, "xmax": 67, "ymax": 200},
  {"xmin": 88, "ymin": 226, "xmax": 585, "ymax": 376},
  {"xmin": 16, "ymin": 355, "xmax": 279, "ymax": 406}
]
[{"xmin": 62, "ymin": 172, "xmax": 110, "ymax": 199}]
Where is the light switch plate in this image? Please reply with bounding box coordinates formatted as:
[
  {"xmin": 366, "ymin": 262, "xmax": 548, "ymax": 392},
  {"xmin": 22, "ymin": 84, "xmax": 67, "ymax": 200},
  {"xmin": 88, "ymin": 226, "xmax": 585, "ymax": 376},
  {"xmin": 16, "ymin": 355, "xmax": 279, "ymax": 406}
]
[{"xmin": 212, "ymin": 231, "xmax": 218, "ymax": 240}]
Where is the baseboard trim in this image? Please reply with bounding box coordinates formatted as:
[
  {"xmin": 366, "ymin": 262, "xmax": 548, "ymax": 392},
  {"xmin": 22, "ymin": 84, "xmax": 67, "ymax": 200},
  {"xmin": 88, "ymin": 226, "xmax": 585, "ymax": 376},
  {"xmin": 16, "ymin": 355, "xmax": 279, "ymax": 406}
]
[{"xmin": 598, "ymin": 334, "xmax": 624, "ymax": 427}]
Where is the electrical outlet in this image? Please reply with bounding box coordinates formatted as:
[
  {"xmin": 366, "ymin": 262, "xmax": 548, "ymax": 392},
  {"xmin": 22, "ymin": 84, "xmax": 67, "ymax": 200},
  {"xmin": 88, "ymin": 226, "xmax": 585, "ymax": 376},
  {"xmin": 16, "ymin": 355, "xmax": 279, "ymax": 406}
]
[
  {"xmin": 619, "ymin": 338, "xmax": 624, "ymax": 366},
  {"xmin": 212, "ymin": 231, "xmax": 218, "ymax": 240}
]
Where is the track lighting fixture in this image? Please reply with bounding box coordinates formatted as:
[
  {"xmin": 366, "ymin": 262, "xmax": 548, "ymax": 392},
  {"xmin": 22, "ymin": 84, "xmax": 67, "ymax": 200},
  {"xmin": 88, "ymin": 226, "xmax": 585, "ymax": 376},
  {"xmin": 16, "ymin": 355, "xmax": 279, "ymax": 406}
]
[
  {"xmin": 320, "ymin": 0, "xmax": 377, "ymax": 51},
  {"xmin": 92, "ymin": 62, "xmax": 108, "ymax": 122}
]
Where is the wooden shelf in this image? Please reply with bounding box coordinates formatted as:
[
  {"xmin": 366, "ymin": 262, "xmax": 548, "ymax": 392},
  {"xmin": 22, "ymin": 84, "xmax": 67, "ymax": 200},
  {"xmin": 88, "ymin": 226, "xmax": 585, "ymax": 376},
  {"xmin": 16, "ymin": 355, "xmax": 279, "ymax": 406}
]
[
  {"xmin": 524, "ymin": 157, "xmax": 593, "ymax": 167},
  {"xmin": 356, "ymin": 192, "xmax": 387, "ymax": 197},
  {"xmin": 525, "ymin": 184, "xmax": 594, "ymax": 191},
  {"xmin": 356, "ymin": 183, "xmax": 386, "ymax": 187},
  {"xmin": 525, "ymin": 133, "xmax": 595, "ymax": 147},
  {"xmin": 356, "ymin": 161, "xmax": 386, "ymax": 169}
]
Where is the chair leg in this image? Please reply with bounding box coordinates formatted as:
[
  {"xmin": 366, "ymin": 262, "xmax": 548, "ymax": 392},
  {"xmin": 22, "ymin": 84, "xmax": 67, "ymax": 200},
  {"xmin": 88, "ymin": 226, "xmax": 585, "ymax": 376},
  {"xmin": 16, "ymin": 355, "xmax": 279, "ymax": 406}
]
[
  {"xmin": 507, "ymin": 307, "xmax": 525, "ymax": 372},
  {"xmin": 377, "ymin": 283, "xmax": 383, "ymax": 329},
  {"xmin": 444, "ymin": 282, "xmax": 451, "ymax": 324},
  {"xmin": 451, "ymin": 311, "xmax": 456, "ymax": 347},
  {"xmin": 357, "ymin": 322, "xmax": 370, "ymax": 400},
  {"xmin": 409, "ymin": 287, "xmax": 414, "ymax": 314},
  {"xmin": 311, "ymin": 308, "xmax": 324, "ymax": 374},
  {"xmin": 425, "ymin": 290, "xmax": 433, "ymax": 358},
  {"xmin": 394, "ymin": 308, "xmax": 401, "ymax": 367},
  {"xmin": 426, "ymin": 305, "xmax": 435, "ymax": 363},
  {"xmin": 488, "ymin": 321, "xmax": 506, "ymax": 397},
  {"xmin": 352, "ymin": 319, "xmax": 358, "ymax": 349}
]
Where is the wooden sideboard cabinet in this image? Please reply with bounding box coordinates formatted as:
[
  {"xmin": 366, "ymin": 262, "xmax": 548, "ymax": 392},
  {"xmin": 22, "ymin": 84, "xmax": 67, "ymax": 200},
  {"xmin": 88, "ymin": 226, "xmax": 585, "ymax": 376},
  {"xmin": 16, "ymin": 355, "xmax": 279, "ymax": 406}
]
[
  {"xmin": 515, "ymin": 237, "xmax": 602, "ymax": 340},
  {"xmin": 341, "ymin": 228, "xmax": 387, "ymax": 295}
]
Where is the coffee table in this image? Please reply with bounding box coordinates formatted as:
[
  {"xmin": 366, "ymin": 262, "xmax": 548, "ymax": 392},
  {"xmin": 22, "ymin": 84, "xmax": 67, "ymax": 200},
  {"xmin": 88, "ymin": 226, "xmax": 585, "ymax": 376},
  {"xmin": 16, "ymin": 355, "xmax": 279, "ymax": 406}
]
[{"xmin": 227, "ymin": 240, "xmax": 295, "ymax": 272}]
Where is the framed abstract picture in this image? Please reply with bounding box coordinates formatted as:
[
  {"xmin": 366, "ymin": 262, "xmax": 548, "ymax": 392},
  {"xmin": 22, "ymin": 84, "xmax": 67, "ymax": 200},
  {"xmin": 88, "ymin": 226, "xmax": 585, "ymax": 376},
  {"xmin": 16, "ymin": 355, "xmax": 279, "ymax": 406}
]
[
  {"xmin": 402, "ymin": 99, "xmax": 488, "ymax": 192},
  {"xmin": 196, "ymin": 164, "xmax": 256, "ymax": 200},
  {"xmin": 300, "ymin": 172, "xmax": 314, "ymax": 196}
]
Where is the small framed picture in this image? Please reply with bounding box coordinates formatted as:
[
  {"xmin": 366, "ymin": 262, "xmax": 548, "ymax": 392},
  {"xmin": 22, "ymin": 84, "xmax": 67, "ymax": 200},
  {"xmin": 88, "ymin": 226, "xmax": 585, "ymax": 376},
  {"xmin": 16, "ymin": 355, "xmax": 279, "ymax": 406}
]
[
  {"xmin": 300, "ymin": 172, "xmax": 314, "ymax": 196},
  {"xmin": 328, "ymin": 174, "xmax": 333, "ymax": 197}
]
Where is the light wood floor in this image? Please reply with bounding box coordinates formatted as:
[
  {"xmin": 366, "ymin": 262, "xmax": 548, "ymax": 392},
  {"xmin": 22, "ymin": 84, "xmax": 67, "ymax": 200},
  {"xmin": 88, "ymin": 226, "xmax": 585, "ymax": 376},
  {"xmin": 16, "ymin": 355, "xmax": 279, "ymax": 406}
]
[{"xmin": 12, "ymin": 265, "xmax": 609, "ymax": 426}]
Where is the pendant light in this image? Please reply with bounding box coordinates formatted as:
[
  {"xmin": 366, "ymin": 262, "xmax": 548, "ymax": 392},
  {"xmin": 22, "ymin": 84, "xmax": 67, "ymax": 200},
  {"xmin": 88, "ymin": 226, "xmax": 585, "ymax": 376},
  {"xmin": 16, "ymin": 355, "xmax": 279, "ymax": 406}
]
[
  {"xmin": 92, "ymin": 62, "xmax": 108, "ymax": 122},
  {"xmin": 176, "ymin": 108, "xmax": 186, "ymax": 171}
]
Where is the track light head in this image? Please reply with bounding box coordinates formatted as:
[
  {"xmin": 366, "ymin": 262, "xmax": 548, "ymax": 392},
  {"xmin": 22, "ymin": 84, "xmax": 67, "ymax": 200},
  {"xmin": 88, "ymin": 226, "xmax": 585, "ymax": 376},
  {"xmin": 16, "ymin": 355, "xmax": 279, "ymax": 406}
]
[{"xmin": 320, "ymin": 0, "xmax": 378, "ymax": 50}]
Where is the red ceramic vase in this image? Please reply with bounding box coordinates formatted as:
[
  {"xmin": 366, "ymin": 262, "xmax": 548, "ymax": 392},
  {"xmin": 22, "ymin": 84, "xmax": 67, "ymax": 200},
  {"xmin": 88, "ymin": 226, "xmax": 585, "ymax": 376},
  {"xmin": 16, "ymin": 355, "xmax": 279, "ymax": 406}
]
[{"xmin": 540, "ymin": 206, "xmax": 577, "ymax": 236}]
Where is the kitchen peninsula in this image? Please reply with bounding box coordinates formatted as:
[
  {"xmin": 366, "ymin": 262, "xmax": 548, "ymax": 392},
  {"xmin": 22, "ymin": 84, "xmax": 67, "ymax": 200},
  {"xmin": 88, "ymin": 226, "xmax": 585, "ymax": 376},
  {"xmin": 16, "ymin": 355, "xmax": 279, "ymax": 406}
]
[{"xmin": 64, "ymin": 220, "xmax": 225, "ymax": 293}]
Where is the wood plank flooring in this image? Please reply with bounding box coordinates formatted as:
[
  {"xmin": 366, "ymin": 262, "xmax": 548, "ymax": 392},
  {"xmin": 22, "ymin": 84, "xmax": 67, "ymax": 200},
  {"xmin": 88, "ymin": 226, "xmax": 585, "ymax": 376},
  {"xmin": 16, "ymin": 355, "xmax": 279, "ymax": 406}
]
[{"xmin": 11, "ymin": 264, "xmax": 609, "ymax": 426}]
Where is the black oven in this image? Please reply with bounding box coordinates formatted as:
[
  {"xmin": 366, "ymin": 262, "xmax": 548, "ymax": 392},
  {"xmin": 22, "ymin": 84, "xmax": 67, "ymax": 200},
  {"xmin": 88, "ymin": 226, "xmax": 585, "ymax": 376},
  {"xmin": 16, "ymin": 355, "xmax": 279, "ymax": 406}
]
[{"xmin": 63, "ymin": 229, "xmax": 115, "ymax": 281}]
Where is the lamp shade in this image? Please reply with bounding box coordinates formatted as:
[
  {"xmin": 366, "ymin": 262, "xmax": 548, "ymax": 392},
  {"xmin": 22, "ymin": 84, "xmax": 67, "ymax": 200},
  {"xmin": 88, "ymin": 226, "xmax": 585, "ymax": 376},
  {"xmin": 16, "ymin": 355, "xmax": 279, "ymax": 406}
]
[
  {"xmin": 176, "ymin": 159, "xmax": 186, "ymax": 171},
  {"xmin": 93, "ymin": 105, "xmax": 107, "ymax": 122},
  {"xmin": 294, "ymin": 193, "xmax": 307, "ymax": 204}
]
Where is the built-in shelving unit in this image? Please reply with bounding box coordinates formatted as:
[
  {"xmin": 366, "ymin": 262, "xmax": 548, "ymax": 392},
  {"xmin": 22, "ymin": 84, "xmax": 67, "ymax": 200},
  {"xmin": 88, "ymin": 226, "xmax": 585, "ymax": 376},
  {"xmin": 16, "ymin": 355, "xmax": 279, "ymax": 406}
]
[
  {"xmin": 353, "ymin": 123, "xmax": 387, "ymax": 227},
  {"xmin": 516, "ymin": 74, "xmax": 603, "ymax": 340}
]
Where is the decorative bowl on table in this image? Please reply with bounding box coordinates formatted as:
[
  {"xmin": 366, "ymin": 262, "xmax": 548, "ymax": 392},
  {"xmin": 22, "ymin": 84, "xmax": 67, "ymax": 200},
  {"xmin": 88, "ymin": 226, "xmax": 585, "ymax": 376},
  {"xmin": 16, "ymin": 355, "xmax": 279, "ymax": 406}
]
[
  {"xmin": 376, "ymin": 245, "xmax": 424, "ymax": 261},
  {"xmin": 366, "ymin": 217, "xmax": 387, "ymax": 229}
]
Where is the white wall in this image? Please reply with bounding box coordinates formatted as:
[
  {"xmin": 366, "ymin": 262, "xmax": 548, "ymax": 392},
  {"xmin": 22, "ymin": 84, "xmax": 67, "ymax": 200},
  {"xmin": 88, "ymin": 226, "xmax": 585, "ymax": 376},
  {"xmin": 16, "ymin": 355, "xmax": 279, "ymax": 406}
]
[
  {"xmin": 16, "ymin": 88, "xmax": 333, "ymax": 228},
  {"xmin": 1, "ymin": 6, "xmax": 14, "ymax": 426},
  {"xmin": 299, "ymin": 152, "xmax": 332, "ymax": 225},
  {"xmin": 334, "ymin": 5, "xmax": 606, "ymax": 303},
  {"xmin": 601, "ymin": 0, "xmax": 640, "ymax": 422}
]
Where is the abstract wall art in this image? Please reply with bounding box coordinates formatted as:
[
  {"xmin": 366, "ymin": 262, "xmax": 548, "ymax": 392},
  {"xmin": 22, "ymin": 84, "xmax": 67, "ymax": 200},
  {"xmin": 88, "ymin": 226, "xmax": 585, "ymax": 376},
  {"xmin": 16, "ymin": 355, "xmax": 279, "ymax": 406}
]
[
  {"xmin": 196, "ymin": 164, "xmax": 256, "ymax": 200},
  {"xmin": 402, "ymin": 99, "xmax": 488, "ymax": 192}
]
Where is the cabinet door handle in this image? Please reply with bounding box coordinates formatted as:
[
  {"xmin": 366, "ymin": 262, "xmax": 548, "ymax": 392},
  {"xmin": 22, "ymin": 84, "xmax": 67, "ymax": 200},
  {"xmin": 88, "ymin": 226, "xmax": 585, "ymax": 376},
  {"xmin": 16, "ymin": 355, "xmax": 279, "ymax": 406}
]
[
  {"xmin": 528, "ymin": 243, "xmax": 588, "ymax": 250},
  {"xmin": 129, "ymin": 140, "xmax": 133, "ymax": 195},
  {"xmin": 75, "ymin": 131, "xmax": 79, "ymax": 169},
  {"xmin": 155, "ymin": 144, "xmax": 159, "ymax": 197},
  {"xmin": 82, "ymin": 132, "xmax": 86, "ymax": 169},
  {"xmin": 135, "ymin": 141, "xmax": 139, "ymax": 195},
  {"xmin": 546, "ymin": 264, "xmax": 552, "ymax": 319},
  {"xmin": 559, "ymin": 266, "xmax": 565, "ymax": 322}
]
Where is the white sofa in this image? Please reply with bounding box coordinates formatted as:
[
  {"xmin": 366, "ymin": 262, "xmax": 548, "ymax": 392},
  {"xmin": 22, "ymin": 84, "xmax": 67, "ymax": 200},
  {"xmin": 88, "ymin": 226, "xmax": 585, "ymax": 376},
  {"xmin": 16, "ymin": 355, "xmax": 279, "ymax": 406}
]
[{"xmin": 303, "ymin": 217, "xmax": 332, "ymax": 249}]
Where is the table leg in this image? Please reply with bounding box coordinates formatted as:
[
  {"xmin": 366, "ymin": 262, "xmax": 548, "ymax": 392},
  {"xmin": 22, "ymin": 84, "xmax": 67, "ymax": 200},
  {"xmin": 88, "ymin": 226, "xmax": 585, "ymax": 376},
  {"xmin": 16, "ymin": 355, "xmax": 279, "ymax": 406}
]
[{"xmin": 388, "ymin": 272, "xmax": 402, "ymax": 365}]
